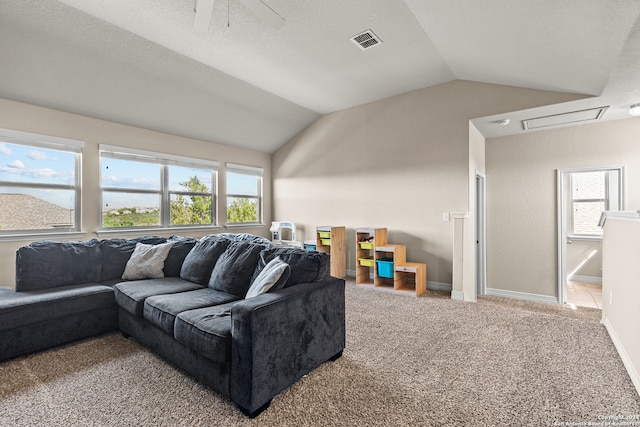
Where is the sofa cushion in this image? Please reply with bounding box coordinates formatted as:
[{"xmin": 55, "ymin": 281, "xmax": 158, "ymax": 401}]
[
  {"xmin": 0, "ymin": 284, "xmax": 115, "ymax": 331},
  {"xmin": 114, "ymin": 277, "xmax": 204, "ymax": 317},
  {"xmin": 212, "ymin": 233, "xmax": 272, "ymax": 246},
  {"xmin": 143, "ymin": 288, "xmax": 239, "ymax": 335},
  {"xmin": 163, "ymin": 236, "xmax": 198, "ymax": 277},
  {"xmin": 122, "ymin": 242, "xmax": 173, "ymax": 280},
  {"xmin": 101, "ymin": 237, "xmax": 167, "ymax": 282},
  {"xmin": 245, "ymin": 256, "xmax": 290, "ymax": 298},
  {"xmin": 179, "ymin": 237, "xmax": 230, "ymax": 285},
  {"xmin": 252, "ymin": 247, "xmax": 330, "ymax": 287},
  {"xmin": 174, "ymin": 302, "xmax": 237, "ymax": 363},
  {"xmin": 208, "ymin": 242, "xmax": 264, "ymax": 298},
  {"xmin": 15, "ymin": 239, "xmax": 103, "ymax": 291}
]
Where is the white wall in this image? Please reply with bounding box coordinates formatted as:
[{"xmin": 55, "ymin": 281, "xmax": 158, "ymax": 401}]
[
  {"xmin": 0, "ymin": 98, "xmax": 272, "ymax": 288},
  {"xmin": 602, "ymin": 217, "xmax": 640, "ymax": 395},
  {"xmin": 486, "ymin": 117, "xmax": 640, "ymax": 298},
  {"xmin": 272, "ymin": 80, "xmax": 581, "ymax": 286}
]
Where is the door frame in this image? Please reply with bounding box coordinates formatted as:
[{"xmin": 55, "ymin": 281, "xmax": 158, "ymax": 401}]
[
  {"xmin": 476, "ymin": 171, "xmax": 487, "ymax": 295},
  {"xmin": 556, "ymin": 166, "xmax": 625, "ymax": 304}
]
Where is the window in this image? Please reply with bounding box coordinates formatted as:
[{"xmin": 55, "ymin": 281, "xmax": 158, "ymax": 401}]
[
  {"xmin": 100, "ymin": 145, "xmax": 218, "ymax": 229},
  {"xmin": 0, "ymin": 128, "xmax": 82, "ymax": 235},
  {"xmin": 226, "ymin": 163, "xmax": 263, "ymax": 225},
  {"xmin": 570, "ymin": 169, "xmax": 622, "ymax": 237}
]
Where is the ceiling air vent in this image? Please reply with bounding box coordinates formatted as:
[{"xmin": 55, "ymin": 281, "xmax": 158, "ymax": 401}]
[
  {"xmin": 350, "ymin": 29, "xmax": 382, "ymax": 50},
  {"xmin": 522, "ymin": 106, "xmax": 609, "ymax": 130}
]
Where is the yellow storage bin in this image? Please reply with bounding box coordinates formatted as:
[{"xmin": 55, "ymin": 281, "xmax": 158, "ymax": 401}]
[
  {"xmin": 359, "ymin": 241, "xmax": 374, "ymax": 250},
  {"xmin": 358, "ymin": 257, "xmax": 374, "ymax": 267},
  {"xmin": 321, "ymin": 239, "xmax": 331, "ymax": 245},
  {"xmin": 318, "ymin": 231, "xmax": 331, "ymax": 239}
]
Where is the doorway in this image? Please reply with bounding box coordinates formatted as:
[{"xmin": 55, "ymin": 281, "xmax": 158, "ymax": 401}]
[
  {"xmin": 476, "ymin": 172, "xmax": 486, "ymax": 295},
  {"xmin": 557, "ymin": 166, "xmax": 624, "ymax": 306}
]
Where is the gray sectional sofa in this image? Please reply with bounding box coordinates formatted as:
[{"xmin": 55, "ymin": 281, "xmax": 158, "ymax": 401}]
[{"xmin": 0, "ymin": 233, "xmax": 346, "ymax": 417}]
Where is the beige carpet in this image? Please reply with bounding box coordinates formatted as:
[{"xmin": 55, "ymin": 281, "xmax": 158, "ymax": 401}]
[{"xmin": 1, "ymin": 281, "xmax": 638, "ymax": 426}]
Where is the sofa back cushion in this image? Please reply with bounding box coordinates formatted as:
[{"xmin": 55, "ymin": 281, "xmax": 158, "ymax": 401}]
[
  {"xmin": 205, "ymin": 232, "xmax": 271, "ymax": 246},
  {"xmin": 163, "ymin": 236, "xmax": 198, "ymax": 277},
  {"xmin": 100, "ymin": 237, "xmax": 167, "ymax": 282},
  {"xmin": 251, "ymin": 247, "xmax": 330, "ymax": 287},
  {"xmin": 179, "ymin": 237, "xmax": 230, "ymax": 285},
  {"xmin": 208, "ymin": 241, "xmax": 265, "ymax": 298},
  {"xmin": 15, "ymin": 239, "xmax": 102, "ymax": 291}
]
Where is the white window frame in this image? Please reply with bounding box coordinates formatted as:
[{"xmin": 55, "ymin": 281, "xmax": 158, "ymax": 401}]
[
  {"xmin": 226, "ymin": 163, "xmax": 263, "ymax": 227},
  {"xmin": 569, "ymin": 167, "xmax": 624, "ymax": 240},
  {"xmin": 0, "ymin": 128, "xmax": 83, "ymax": 239},
  {"xmin": 99, "ymin": 145, "xmax": 219, "ymax": 232}
]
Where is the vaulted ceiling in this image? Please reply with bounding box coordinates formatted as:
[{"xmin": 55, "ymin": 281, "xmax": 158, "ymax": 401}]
[{"xmin": 1, "ymin": 0, "xmax": 640, "ymax": 152}]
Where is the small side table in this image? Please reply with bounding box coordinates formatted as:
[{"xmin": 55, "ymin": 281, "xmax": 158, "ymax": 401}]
[{"xmin": 395, "ymin": 262, "xmax": 427, "ymax": 296}]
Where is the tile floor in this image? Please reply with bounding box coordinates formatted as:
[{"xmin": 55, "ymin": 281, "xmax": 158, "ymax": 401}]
[{"xmin": 566, "ymin": 281, "xmax": 602, "ymax": 309}]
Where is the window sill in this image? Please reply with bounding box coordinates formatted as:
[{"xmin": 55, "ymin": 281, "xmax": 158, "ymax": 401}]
[
  {"xmin": 96, "ymin": 225, "xmax": 221, "ymax": 238},
  {"xmin": 567, "ymin": 235, "xmax": 603, "ymax": 242},
  {"xmin": 225, "ymin": 223, "xmax": 266, "ymax": 229},
  {"xmin": 0, "ymin": 231, "xmax": 86, "ymax": 243}
]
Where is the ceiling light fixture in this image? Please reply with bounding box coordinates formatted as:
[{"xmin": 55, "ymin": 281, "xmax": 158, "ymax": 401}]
[{"xmin": 629, "ymin": 104, "xmax": 640, "ymax": 116}]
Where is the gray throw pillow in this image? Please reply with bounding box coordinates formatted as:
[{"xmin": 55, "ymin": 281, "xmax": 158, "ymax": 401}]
[
  {"xmin": 122, "ymin": 242, "xmax": 173, "ymax": 280},
  {"xmin": 251, "ymin": 247, "xmax": 330, "ymax": 287},
  {"xmin": 245, "ymin": 257, "xmax": 291, "ymax": 299}
]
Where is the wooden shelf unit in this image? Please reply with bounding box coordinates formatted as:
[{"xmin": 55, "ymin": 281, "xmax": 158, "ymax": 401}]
[
  {"xmin": 355, "ymin": 228, "xmax": 387, "ymax": 285},
  {"xmin": 395, "ymin": 262, "xmax": 427, "ymax": 296},
  {"xmin": 316, "ymin": 226, "xmax": 346, "ymax": 278}
]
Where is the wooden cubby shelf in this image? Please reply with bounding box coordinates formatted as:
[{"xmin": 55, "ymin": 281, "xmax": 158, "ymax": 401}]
[
  {"xmin": 355, "ymin": 227, "xmax": 427, "ymax": 297},
  {"xmin": 316, "ymin": 226, "xmax": 346, "ymax": 278},
  {"xmin": 356, "ymin": 228, "xmax": 387, "ymax": 285}
]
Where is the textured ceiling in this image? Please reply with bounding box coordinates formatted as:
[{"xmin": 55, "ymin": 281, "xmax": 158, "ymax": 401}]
[{"xmin": 1, "ymin": 0, "xmax": 640, "ymax": 152}]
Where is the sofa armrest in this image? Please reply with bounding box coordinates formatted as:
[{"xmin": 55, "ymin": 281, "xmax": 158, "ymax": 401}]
[{"xmin": 230, "ymin": 277, "xmax": 345, "ymax": 416}]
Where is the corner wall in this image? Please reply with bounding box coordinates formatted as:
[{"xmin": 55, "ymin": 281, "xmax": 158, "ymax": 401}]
[
  {"xmin": 272, "ymin": 80, "xmax": 581, "ymax": 286},
  {"xmin": 602, "ymin": 217, "xmax": 640, "ymax": 395},
  {"xmin": 0, "ymin": 98, "xmax": 272, "ymax": 288}
]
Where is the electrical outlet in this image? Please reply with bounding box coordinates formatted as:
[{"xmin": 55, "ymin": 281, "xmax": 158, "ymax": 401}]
[{"xmin": 442, "ymin": 212, "xmax": 450, "ymax": 222}]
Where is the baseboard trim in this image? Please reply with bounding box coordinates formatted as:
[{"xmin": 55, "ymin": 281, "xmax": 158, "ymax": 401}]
[
  {"xmin": 428, "ymin": 281, "xmax": 452, "ymax": 292},
  {"xmin": 568, "ymin": 275, "xmax": 602, "ymax": 285},
  {"xmin": 485, "ymin": 288, "xmax": 558, "ymax": 304},
  {"xmin": 451, "ymin": 290, "xmax": 464, "ymax": 301},
  {"xmin": 346, "ymin": 271, "xmax": 451, "ymax": 293},
  {"xmin": 602, "ymin": 315, "xmax": 640, "ymax": 397}
]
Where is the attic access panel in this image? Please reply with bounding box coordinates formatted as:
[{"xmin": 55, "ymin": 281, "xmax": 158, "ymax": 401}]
[{"xmin": 522, "ymin": 107, "xmax": 609, "ymax": 130}]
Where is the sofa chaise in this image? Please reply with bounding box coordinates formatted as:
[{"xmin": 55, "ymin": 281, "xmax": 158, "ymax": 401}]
[{"xmin": 0, "ymin": 233, "xmax": 346, "ymax": 417}]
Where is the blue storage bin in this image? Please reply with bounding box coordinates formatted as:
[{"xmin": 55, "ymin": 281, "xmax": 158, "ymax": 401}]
[
  {"xmin": 376, "ymin": 258, "xmax": 394, "ymax": 279},
  {"xmin": 304, "ymin": 244, "xmax": 317, "ymax": 251}
]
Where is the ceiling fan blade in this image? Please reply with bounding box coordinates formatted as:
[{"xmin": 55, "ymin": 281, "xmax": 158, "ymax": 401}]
[
  {"xmin": 237, "ymin": 0, "xmax": 285, "ymax": 29},
  {"xmin": 193, "ymin": 0, "xmax": 215, "ymax": 33}
]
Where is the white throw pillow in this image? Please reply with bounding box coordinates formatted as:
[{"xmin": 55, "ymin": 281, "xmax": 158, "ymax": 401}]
[
  {"xmin": 245, "ymin": 256, "xmax": 290, "ymax": 299},
  {"xmin": 122, "ymin": 242, "xmax": 173, "ymax": 280}
]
